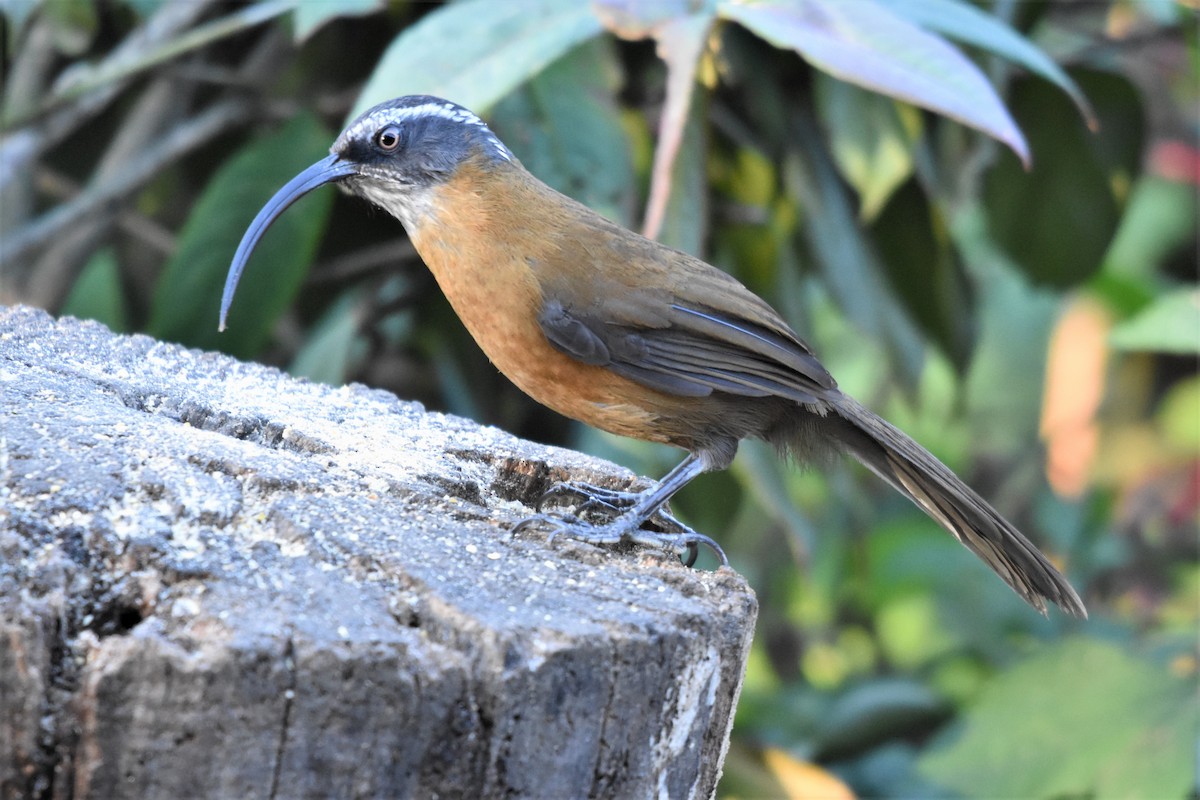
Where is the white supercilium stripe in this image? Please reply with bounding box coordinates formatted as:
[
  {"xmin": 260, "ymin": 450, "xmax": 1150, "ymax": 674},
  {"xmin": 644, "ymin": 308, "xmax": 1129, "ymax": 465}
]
[{"xmin": 342, "ymin": 102, "xmax": 512, "ymax": 162}]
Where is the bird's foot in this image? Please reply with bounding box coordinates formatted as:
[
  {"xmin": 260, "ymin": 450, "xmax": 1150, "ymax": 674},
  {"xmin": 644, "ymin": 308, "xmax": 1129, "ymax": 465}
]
[
  {"xmin": 512, "ymin": 483, "xmax": 727, "ymax": 568},
  {"xmin": 533, "ymin": 480, "xmax": 685, "ymax": 530}
]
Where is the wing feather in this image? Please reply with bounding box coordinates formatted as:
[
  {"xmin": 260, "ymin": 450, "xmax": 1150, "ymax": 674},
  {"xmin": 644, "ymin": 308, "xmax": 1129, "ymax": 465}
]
[
  {"xmin": 539, "ymin": 296, "xmax": 834, "ymax": 403},
  {"xmin": 530, "ymin": 197, "xmax": 836, "ymax": 404}
]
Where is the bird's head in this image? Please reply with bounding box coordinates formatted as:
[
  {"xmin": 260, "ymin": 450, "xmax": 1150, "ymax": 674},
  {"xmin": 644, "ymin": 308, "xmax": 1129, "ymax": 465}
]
[{"xmin": 219, "ymin": 95, "xmax": 513, "ymax": 330}]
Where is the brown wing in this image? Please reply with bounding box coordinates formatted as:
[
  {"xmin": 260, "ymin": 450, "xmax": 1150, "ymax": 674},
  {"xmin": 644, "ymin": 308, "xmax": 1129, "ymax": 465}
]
[
  {"xmin": 533, "ymin": 211, "xmax": 835, "ymax": 403},
  {"xmin": 538, "ymin": 297, "xmax": 833, "ymax": 403}
]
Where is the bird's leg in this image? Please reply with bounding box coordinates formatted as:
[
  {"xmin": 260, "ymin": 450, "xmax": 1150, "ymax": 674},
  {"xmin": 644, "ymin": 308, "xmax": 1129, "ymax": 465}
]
[
  {"xmin": 536, "ymin": 480, "xmax": 645, "ymax": 514},
  {"xmin": 514, "ymin": 454, "xmax": 727, "ymax": 567},
  {"xmin": 534, "ymin": 480, "xmax": 687, "ymax": 531}
]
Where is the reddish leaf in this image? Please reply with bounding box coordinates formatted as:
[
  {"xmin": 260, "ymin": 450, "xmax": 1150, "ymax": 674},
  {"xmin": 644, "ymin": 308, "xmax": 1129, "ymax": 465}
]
[{"xmin": 642, "ymin": 12, "xmax": 715, "ymax": 240}]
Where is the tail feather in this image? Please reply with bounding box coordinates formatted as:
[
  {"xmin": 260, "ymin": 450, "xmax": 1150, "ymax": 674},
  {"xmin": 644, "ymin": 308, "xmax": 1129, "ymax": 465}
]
[{"xmin": 826, "ymin": 398, "xmax": 1086, "ymax": 618}]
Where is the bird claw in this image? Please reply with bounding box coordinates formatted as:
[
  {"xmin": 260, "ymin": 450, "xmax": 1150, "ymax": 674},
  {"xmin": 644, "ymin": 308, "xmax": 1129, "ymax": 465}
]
[
  {"xmin": 534, "ymin": 480, "xmax": 688, "ymax": 534},
  {"xmin": 535, "ymin": 480, "xmax": 634, "ymax": 515},
  {"xmin": 511, "ymin": 512, "xmax": 575, "ymax": 543},
  {"xmin": 512, "ymin": 503, "xmax": 728, "ymax": 568},
  {"xmin": 513, "ymin": 474, "xmax": 729, "ymax": 567}
]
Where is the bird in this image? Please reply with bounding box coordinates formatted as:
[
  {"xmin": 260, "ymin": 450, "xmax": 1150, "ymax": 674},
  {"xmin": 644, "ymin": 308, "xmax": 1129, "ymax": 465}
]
[{"xmin": 220, "ymin": 95, "xmax": 1086, "ymax": 618}]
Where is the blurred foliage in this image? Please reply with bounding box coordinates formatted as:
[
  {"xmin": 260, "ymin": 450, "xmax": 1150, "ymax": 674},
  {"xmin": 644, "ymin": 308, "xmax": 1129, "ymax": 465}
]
[
  {"xmin": 2, "ymin": 1, "xmax": 1196, "ymax": 797},
  {"xmin": 149, "ymin": 111, "xmax": 335, "ymax": 357}
]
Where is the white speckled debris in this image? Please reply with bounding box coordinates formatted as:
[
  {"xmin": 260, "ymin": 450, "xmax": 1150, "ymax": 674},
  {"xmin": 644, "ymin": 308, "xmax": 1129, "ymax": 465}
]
[{"xmin": 0, "ymin": 306, "xmax": 756, "ymax": 800}]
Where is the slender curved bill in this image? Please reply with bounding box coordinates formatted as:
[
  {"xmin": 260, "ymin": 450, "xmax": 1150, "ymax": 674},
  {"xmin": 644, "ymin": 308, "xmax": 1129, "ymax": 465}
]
[{"xmin": 219, "ymin": 154, "xmax": 356, "ymax": 331}]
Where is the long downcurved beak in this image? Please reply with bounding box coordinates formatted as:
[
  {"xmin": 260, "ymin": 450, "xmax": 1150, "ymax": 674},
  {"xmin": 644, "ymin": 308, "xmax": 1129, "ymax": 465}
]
[{"xmin": 219, "ymin": 154, "xmax": 357, "ymax": 331}]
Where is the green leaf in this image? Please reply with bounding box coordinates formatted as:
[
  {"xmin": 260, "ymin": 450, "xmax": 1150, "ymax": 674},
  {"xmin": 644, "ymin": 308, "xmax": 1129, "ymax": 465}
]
[
  {"xmin": 43, "ymin": 0, "xmax": 98, "ymax": 56},
  {"xmin": 288, "ymin": 287, "xmax": 367, "ymax": 385},
  {"xmin": 834, "ymin": 742, "xmax": 945, "ymax": 799},
  {"xmin": 870, "ymin": 180, "xmax": 973, "ymax": 369},
  {"xmin": 864, "ymin": 512, "xmax": 1045, "ymax": 662},
  {"xmin": 2, "ymin": 0, "xmax": 41, "ymax": 51},
  {"xmin": 890, "ymin": 0, "xmax": 1096, "ymax": 128},
  {"xmin": 815, "ymin": 74, "xmax": 919, "ymax": 221},
  {"xmin": 709, "ymin": 145, "xmax": 786, "ymax": 295},
  {"xmin": 955, "ymin": 207, "xmax": 1059, "ymax": 456},
  {"xmin": 866, "ymin": 520, "xmax": 965, "ymax": 607},
  {"xmin": 60, "ymin": 247, "xmax": 130, "ymax": 333},
  {"xmin": 349, "ymin": 0, "xmax": 604, "ymax": 121},
  {"xmin": 1088, "ymin": 272, "xmax": 1157, "ymax": 319},
  {"xmin": 721, "ymin": 0, "xmax": 1029, "ymax": 163},
  {"xmin": 1102, "ymin": 175, "xmax": 1198, "ymax": 282},
  {"xmin": 983, "ymin": 70, "xmax": 1143, "ymax": 289},
  {"xmin": 919, "ymin": 638, "xmax": 1194, "ymax": 798},
  {"xmin": 734, "ymin": 440, "xmax": 818, "ymax": 560},
  {"xmin": 590, "ymin": 0, "xmax": 698, "ymax": 38},
  {"xmin": 124, "ymin": 0, "xmax": 166, "ymax": 18},
  {"xmin": 35, "ymin": 2, "xmax": 290, "ymax": 121},
  {"xmin": 1157, "ymin": 376, "xmax": 1200, "ymax": 452},
  {"xmin": 148, "ymin": 113, "xmax": 334, "ymax": 358},
  {"xmin": 785, "ymin": 111, "xmax": 926, "ymax": 386},
  {"xmin": 489, "ymin": 38, "xmax": 634, "ymax": 225},
  {"xmin": 817, "ymin": 678, "xmax": 948, "ymax": 758},
  {"xmin": 876, "ymin": 588, "xmax": 960, "ymax": 670},
  {"xmin": 1109, "ymin": 289, "xmax": 1200, "ymax": 354},
  {"xmin": 292, "ymin": 0, "xmax": 380, "ymax": 42}
]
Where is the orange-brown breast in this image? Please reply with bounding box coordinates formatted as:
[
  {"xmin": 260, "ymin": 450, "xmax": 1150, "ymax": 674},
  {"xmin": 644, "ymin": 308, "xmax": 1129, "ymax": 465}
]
[{"xmin": 407, "ymin": 158, "xmax": 702, "ymax": 446}]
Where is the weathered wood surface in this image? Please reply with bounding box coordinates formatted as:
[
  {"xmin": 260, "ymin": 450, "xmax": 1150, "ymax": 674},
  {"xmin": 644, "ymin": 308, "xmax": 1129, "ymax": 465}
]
[{"xmin": 0, "ymin": 306, "xmax": 757, "ymax": 800}]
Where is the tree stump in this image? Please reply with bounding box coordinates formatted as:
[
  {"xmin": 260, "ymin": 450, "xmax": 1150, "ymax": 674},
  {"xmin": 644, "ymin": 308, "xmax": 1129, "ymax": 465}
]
[{"xmin": 0, "ymin": 306, "xmax": 757, "ymax": 800}]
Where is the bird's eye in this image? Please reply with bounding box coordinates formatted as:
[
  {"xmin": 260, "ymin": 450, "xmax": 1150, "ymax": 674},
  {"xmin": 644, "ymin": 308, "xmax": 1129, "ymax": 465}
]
[{"xmin": 376, "ymin": 126, "xmax": 401, "ymax": 151}]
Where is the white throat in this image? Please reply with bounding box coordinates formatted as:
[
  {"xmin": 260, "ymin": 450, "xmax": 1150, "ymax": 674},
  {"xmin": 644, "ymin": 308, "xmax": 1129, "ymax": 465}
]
[{"xmin": 351, "ymin": 178, "xmax": 436, "ymax": 235}]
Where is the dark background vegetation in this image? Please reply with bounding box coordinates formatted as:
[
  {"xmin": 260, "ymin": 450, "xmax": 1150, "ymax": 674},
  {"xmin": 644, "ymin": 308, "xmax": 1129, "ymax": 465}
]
[{"xmin": 2, "ymin": 1, "xmax": 1196, "ymax": 796}]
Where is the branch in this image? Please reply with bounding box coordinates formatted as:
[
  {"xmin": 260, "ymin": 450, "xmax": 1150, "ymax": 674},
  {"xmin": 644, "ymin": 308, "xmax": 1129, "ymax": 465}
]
[{"xmin": 1, "ymin": 100, "xmax": 252, "ymax": 272}]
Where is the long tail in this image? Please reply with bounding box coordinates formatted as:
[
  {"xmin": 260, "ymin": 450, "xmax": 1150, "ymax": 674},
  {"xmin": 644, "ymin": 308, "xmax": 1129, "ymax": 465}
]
[{"xmin": 823, "ymin": 397, "xmax": 1086, "ymax": 617}]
